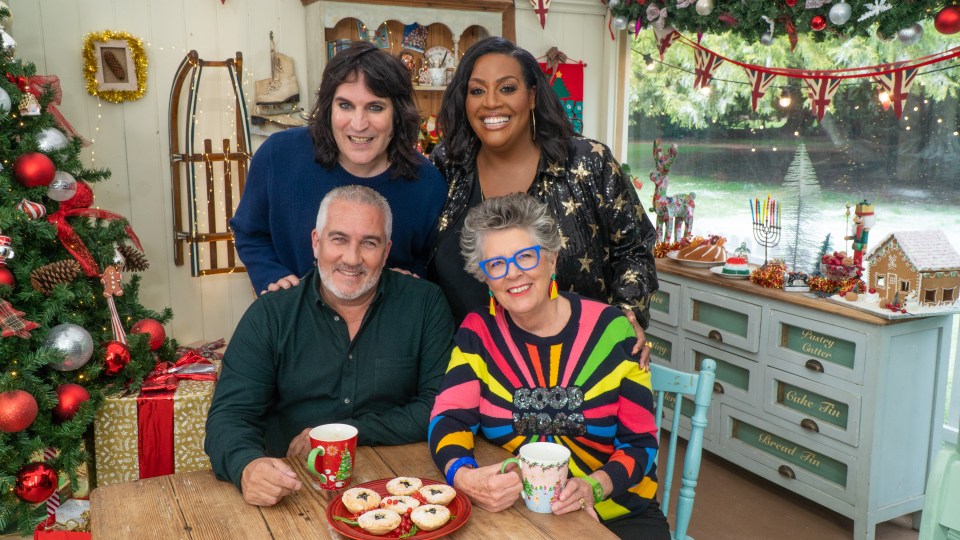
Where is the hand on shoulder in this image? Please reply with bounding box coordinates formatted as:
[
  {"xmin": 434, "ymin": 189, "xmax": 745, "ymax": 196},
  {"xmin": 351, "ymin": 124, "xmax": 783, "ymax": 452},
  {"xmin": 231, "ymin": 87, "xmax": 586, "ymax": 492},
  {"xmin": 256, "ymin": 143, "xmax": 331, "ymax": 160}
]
[{"xmin": 261, "ymin": 274, "xmax": 301, "ymax": 295}]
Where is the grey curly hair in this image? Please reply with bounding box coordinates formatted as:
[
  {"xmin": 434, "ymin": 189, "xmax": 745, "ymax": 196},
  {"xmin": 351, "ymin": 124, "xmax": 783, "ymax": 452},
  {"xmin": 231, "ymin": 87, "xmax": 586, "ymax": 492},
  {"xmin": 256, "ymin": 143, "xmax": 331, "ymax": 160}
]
[{"xmin": 460, "ymin": 193, "xmax": 562, "ymax": 281}]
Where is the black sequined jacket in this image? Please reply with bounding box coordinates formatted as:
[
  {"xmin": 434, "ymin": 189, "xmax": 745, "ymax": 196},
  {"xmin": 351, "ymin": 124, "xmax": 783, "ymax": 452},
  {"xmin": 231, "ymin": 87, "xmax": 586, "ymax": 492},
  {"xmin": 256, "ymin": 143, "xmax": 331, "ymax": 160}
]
[{"xmin": 429, "ymin": 136, "xmax": 659, "ymax": 329}]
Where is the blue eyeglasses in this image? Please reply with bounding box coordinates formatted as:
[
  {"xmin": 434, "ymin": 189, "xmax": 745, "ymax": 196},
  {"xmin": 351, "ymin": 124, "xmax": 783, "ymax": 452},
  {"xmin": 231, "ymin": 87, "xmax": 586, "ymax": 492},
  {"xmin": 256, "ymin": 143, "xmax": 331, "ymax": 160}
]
[{"xmin": 479, "ymin": 245, "xmax": 542, "ymax": 280}]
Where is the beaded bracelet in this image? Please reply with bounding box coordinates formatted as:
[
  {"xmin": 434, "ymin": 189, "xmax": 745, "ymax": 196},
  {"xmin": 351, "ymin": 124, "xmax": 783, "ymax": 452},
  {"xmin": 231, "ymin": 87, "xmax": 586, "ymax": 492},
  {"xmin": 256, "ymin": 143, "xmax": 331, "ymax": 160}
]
[{"xmin": 445, "ymin": 456, "xmax": 479, "ymax": 486}]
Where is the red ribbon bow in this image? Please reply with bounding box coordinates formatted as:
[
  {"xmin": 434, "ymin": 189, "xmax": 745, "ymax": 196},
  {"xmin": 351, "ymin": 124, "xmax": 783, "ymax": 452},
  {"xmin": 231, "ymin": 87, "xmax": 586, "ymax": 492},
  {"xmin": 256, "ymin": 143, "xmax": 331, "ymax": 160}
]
[
  {"xmin": 46, "ymin": 182, "xmax": 143, "ymax": 277},
  {"xmin": 5, "ymin": 73, "xmax": 89, "ymax": 144},
  {"xmin": 141, "ymin": 352, "xmax": 218, "ymax": 393},
  {"xmin": 174, "ymin": 338, "xmax": 225, "ymax": 361}
]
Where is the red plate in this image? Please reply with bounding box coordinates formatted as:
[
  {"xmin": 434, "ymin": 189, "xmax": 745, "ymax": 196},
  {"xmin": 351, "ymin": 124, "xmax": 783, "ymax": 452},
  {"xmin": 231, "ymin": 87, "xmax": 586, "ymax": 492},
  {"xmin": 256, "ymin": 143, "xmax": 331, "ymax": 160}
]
[{"xmin": 325, "ymin": 478, "xmax": 472, "ymax": 539}]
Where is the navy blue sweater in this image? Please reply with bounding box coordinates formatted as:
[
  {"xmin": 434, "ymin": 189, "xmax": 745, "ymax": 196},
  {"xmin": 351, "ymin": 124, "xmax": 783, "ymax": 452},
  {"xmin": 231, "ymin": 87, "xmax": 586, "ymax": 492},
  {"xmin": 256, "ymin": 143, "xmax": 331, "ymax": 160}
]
[{"xmin": 230, "ymin": 127, "xmax": 447, "ymax": 294}]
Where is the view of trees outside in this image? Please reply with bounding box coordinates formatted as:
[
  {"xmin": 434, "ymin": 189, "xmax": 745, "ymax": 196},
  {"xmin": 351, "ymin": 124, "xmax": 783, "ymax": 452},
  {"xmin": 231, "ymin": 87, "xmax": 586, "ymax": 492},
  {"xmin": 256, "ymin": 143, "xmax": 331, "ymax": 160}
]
[{"xmin": 625, "ymin": 23, "xmax": 959, "ymax": 430}]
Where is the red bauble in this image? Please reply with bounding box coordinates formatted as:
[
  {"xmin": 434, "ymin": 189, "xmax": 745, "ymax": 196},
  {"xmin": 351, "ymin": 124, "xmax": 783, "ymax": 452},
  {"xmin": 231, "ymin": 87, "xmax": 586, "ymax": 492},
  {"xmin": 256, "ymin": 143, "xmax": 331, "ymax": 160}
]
[
  {"xmin": 103, "ymin": 341, "xmax": 132, "ymax": 376},
  {"xmin": 0, "ymin": 390, "xmax": 39, "ymax": 433},
  {"xmin": 0, "ymin": 266, "xmax": 14, "ymax": 287},
  {"xmin": 13, "ymin": 152, "xmax": 57, "ymax": 188},
  {"xmin": 811, "ymin": 15, "xmax": 826, "ymax": 31},
  {"xmin": 131, "ymin": 318, "xmax": 165, "ymax": 350},
  {"xmin": 935, "ymin": 6, "xmax": 960, "ymax": 35},
  {"xmin": 14, "ymin": 462, "xmax": 58, "ymax": 503},
  {"xmin": 785, "ymin": 0, "xmax": 797, "ymax": 6},
  {"xmin": 52, "ymin": 383, "xmax": 91, "ymax": 422}
]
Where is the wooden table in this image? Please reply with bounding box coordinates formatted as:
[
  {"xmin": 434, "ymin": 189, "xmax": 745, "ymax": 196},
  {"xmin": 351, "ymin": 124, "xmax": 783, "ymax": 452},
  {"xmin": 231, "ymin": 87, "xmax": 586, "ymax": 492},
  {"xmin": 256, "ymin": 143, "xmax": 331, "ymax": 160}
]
[{"xmin": 91, "ymin": 440, "xmax": 616, "ymax": 539}]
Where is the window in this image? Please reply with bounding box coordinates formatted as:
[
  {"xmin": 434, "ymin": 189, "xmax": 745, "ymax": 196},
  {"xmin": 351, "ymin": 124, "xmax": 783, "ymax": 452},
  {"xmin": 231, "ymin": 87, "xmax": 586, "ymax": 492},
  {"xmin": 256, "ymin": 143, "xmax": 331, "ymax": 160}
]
[
  {"xmin": 925, "ymin": 289, "xmax": 938, "ymax": 303},
  {"xmin": 876, "ymin": 275, "xmax": 885, "ymax": 288},
  {"xmin": 945, "ymin": 288, "xmax": 957, "ymax": 303},
  {"xmin": 901, "ymin": 280, "xmax": 911, "ymax": 293}
]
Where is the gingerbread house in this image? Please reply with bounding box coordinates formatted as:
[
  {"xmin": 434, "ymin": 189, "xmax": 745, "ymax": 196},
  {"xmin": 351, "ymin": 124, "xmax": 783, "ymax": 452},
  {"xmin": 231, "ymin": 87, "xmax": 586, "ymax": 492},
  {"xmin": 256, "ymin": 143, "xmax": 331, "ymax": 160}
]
[{"xmin": 866, "ymin": 230, "xmax": 960, "ymax": 307}]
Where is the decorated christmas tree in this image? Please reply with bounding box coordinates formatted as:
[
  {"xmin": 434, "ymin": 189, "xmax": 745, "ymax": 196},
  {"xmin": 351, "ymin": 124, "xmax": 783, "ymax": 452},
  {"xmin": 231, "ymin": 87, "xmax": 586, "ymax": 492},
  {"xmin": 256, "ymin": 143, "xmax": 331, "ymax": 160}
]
[
  {"xmin": 0, "ymin": 7, "xmax": 176, "ymax": 534},
  {"xmin": 781, "ymin": 143, "xmax": 823, "ymax": 274}
]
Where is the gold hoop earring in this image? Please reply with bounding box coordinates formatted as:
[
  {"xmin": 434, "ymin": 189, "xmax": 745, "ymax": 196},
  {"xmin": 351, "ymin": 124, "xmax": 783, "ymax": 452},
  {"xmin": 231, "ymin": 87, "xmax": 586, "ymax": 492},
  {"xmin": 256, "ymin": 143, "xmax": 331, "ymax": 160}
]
[{"xmin": 531, "ymin": 111, "xmax": 537, "ymax": 142}]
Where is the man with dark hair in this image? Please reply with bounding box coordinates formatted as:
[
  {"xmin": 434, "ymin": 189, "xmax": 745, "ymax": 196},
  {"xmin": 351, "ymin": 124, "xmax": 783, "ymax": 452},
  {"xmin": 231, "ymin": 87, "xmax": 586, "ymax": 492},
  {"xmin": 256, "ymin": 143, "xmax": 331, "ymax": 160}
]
[
  {"xmin": 207, "ymin": 185, "xmax": 454, "ymax": 506},
  {"xmin": 231, "ymin": 41, "xmax": 447, "ymax": 295}
]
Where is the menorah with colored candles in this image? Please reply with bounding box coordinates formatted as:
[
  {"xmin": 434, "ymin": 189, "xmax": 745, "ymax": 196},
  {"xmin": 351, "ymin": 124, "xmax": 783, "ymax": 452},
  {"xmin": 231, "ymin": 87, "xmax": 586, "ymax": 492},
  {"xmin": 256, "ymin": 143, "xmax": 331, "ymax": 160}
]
[{"xmin": 750, "ymin": 196, "xmax": 781, "ymax": 265}]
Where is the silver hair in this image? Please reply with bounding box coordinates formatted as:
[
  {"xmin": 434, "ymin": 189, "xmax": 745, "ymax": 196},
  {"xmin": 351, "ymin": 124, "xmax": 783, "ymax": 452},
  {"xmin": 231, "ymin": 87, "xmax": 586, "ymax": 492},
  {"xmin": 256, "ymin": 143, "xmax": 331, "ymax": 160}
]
[
  {"xmin": 315, "ymin": 184, "xmax": 393, "ymax": 241},
  {"xmin": 460, "ymin": 193, "xmax": 562, "ymax": 281}
]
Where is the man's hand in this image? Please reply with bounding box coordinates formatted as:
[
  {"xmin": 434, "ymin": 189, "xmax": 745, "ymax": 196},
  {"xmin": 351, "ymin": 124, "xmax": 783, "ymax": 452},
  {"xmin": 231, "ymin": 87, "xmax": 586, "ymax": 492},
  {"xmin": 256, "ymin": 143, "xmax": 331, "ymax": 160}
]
[
  {"xmin": 623, "ymin": 309, "xmax": 651, "ymax": 370},
  {"xmin": 287, "ymin": 427, "xmax": 312, "ymax": 459},
  {"xmin": 240, "ymin": 457, "xmax": 302, "ymax": 506},
  {"xmin": 451, "ymin": 462, "xmax": 522, "ymax": 512},
  {"xmin": 261, "ymin": 274, "xmax": 300, "ymax": 295}
]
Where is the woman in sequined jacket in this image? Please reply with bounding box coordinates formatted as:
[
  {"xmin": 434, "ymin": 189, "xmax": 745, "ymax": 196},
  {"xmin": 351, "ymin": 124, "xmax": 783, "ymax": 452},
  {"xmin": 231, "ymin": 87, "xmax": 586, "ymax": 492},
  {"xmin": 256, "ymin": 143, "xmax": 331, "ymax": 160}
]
[{"xmin": 428, "ymin": 37, "xmax": 658, "ymax": 362}]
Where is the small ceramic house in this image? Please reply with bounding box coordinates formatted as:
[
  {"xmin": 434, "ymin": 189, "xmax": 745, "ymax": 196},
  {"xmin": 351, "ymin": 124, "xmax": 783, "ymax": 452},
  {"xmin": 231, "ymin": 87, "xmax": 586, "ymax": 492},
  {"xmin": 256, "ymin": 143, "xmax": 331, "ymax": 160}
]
[{"xmin": 866, "ymin": 230, "xmax": 960, "ymax": 307}]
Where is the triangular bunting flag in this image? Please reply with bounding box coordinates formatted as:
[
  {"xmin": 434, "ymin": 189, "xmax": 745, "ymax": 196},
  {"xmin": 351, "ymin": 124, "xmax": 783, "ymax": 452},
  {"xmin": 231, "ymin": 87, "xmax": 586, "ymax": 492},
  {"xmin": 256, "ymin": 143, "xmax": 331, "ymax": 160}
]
[
  {"xmin": 693, "ymin": 48, "xmax": 724, "ymax": 90},
  {"xmin": 653, "ymin": 26, "xmax": 680, "ymax": 60},
  {"xmin": 743, "ymin": 67, "xmax": 778, "ymax": 111},
  {"xmin": 531, "ymin": 0, "xmax": 551, "ymax": 29},
  {"xmin": 873, "ymin": 66, "xmax": 918, "ymax": 119},
  {"xmin": 804, "ymin": 76, "xmax": 841, "ymax": 121}
]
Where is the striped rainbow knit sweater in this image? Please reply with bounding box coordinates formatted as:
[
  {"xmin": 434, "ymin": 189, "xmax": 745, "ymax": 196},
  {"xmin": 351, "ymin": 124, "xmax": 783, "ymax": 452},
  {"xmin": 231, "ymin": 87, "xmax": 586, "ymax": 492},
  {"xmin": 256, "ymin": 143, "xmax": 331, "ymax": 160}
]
[{"xmin": 428, "ymin": 292, "xmax": 660, "ymax": 521}]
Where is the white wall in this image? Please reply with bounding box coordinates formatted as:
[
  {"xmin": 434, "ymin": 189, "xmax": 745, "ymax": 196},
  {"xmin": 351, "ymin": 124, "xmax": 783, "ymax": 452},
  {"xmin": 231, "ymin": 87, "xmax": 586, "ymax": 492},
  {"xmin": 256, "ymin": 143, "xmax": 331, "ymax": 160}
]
[{"xmin": 10, "ymin": 0, "xmax": 310, "ymax": 344}]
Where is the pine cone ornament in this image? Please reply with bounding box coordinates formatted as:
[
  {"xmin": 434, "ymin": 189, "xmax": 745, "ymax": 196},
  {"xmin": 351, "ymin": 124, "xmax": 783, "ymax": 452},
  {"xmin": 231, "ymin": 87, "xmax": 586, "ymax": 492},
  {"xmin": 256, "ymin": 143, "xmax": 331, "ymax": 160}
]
[
  {"xmin": 117, "ymin": 243, "xmax": 149, "ymax": 272},
  {"xmin": 30, "ymin": 260, "xmax": 82, "ymax": 295},
  {"xmin": 103, "ymin": 50, "xmax": 126, "ymax": 80}
]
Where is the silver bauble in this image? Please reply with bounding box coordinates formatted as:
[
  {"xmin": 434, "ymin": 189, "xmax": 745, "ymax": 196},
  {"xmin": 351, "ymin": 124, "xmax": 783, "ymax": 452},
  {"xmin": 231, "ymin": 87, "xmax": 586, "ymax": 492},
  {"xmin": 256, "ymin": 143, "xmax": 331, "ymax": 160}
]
[
  {"xmin": 607, "ymin": 0, "xmax": 620, "ymax": 7},
  {"xmin": 0, "ymin": 86, "xmax": 9, "ymax": 113},
  {"xmin": 760, "ymin": 32, "xmax": 775, "ymax": 46},
  {"xmin": 898, "ymin": 23, "xmax": 923, "ymax": 45},
  {"xmin": 37, "ymin": 128, "xmax": 69, "ymax": 152},
  {"xmin": 45, "ymin": 324, "xmax": 94, "ymax": 372},
  {"xmin": 611, "ymin": 15, "xmax": 629, "ymax": 31},
  {"xmin": 113, "ymin": 245, "xmax": 126, "ymax": 267},
  {"xmin": 0, "ymin": 26, "xmax": 13, "ymax": 57},
  {"xmin": 695, "ymin": 0, "xmax": 715, "ymax": 16},
  {"xmin": 47, "ymin": 171, "xmax": 78, "ymax": 202},
  {"xmin": 828, "ymin": 2, "xmax": 852, "ymax": 25}
]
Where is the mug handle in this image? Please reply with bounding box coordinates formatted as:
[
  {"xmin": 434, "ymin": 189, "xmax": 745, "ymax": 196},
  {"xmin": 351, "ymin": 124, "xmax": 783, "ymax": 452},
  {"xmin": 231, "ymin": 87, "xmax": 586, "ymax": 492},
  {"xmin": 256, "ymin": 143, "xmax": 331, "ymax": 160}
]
[
  {"xmin": 500, "ymin": 457, "xmax": 520, "ymax": 475},
  {"xmin": 307, "ymin": 446, "xmax": 325, "ymax": 477}
]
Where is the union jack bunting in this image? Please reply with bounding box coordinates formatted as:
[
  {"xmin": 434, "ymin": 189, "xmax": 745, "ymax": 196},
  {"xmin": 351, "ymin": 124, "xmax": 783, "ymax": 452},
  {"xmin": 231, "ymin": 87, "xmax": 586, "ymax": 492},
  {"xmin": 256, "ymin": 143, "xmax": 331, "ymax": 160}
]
[
  {"xmin": 804, "ymin": 76, "xmax": 842, "ymax": 121},
  {"xmin": 531, "ymin": 0, "xmax": 551, "ymax": 29},
  {"xmin": 873, "ymin": 66, "xmax": 918, "ymax": 119},
  {"xmin": 743, "ymin": 67, "xmax": 778, "ymax": 111},
  {"xmin": 693, "ymin": 48, "xmax": 724, "ymax": 90},
  {"xmin": 654, "ymin": 26, "xmax": 680, "ymax": 60}
]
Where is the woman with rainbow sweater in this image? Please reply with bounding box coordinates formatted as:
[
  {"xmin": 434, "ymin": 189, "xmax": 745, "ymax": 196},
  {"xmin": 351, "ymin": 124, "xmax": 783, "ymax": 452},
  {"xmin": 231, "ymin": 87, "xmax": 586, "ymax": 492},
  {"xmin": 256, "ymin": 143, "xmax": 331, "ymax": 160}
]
[{"xmin": 428, "ymin": 193, "xmax": 669, "ymax": 539}]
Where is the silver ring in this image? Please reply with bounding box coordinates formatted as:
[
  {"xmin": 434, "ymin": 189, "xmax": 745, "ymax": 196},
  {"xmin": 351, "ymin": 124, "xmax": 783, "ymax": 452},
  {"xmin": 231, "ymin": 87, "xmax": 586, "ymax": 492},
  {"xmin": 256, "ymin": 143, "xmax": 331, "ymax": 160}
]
[{"xmin": 578, "ymin": 497, "xmax": 585, "ymax": 510}]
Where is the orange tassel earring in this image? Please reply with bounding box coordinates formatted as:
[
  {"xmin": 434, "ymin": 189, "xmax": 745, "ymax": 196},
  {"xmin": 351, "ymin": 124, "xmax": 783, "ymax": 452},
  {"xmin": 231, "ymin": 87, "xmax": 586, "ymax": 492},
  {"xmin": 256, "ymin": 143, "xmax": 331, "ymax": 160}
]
[
  {"xmin": 488, "ymin": 289, "xmax": 497, "ymax": 316},
  {"xmin": 549, "ymin": 274, "xmax": 559, "ymax": 300}
]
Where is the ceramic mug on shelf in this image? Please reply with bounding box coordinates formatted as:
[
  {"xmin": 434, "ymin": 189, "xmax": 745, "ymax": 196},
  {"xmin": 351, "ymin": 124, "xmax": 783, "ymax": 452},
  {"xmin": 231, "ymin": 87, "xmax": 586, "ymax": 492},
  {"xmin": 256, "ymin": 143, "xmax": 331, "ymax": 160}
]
[
  {"xmin": 500, "ymin": 442, "xmax": 571, "ymax": 513},
  {"xmin": 428, "ymin": 67, "xmax": 445, "ymax": 87},
  {"xmin": 306, "ymin": 423, "xmax": 358, "ymax": 490}
]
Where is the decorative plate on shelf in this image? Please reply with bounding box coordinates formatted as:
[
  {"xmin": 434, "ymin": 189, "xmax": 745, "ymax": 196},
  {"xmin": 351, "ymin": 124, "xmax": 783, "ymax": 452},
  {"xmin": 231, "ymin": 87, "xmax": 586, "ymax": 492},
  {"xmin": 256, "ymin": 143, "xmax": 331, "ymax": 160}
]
[
  {"xmin": 709, "ymin": 265, "xmax": 756, "ymax": 280},
  {"xmin": 666, "ymin": 250, "xmax": 724, "ymax": 268},
  {"xmin": 325, "ymin": 477, "xmax": 472, "ymax": 540},
  {"xmin": 425, "ymin": 46, "xmax": 454, "ymax": 69}
]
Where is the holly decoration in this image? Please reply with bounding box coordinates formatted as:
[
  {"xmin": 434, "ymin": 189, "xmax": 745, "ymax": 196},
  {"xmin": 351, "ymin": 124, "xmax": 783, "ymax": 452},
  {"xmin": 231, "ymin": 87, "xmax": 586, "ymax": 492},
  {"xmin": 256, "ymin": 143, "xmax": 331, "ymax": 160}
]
[
  {"xmin": 14, "ymin": 462, "xmax": 58, "ymax": 503},
  {"xmin": 0, "ymin": 390, "xmax": 38, "ymax": 433}
]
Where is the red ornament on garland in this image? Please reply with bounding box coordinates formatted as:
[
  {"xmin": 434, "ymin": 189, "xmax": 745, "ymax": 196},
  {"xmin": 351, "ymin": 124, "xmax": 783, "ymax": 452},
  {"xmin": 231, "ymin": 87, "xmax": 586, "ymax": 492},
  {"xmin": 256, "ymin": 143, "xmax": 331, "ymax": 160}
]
[
  {"xmin": 14, "ymin": 462, "xmax": 58, "ymax": 503},
  {"xmin": 103, "ymin": 341, "xmax": 132, "ymax": 376},
  {"xmin": 52, "ymin": 383, "xmax": 91, "ymax": 422},
  {"xmin": 13, "ymin": 152, "xmax": 57, "ymax": 188},
  {"xmin": 0, "ymin": 266, "xmax": 14, "ymax": 287},
  {"xmin": 785, "ymin": 0, "xmax": 797, "ymax": 6},
  {"xmin": 935, "ymin": 6, "xmax": 960, "ymax": 35},
  {"xmin": 0, "ymin": 390, "xmax": 38, "ymax": 433},
  {"xmin": 811, "ymin": 15, "xmax": 827, "ymax": 31},
  {"xmin": 131, "ymin": 318, "xmax": 165, "ymax": 350}
]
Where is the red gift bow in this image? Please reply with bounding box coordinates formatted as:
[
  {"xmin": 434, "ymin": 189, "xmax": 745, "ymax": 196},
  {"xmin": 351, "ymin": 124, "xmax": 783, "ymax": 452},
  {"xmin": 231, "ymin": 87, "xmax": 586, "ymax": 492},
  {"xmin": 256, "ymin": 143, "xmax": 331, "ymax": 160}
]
[
  {"xmin": 46, "ymin": 182, "xmax": 143, "ymax": 277},
  {"xmin": 141, "ymin": 351, "xmax": 218, "ymax": 393},
  {"xmin": 6, "ymin": 73, "xmax": 90, "ymax": 145}
]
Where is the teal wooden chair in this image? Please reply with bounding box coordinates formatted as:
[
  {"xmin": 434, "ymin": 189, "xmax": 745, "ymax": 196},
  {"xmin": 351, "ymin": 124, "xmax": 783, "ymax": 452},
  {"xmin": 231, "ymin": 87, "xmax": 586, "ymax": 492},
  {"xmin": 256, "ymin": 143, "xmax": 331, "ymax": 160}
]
[
  {"xmin": 650, "ymin": 359, "xmax": 716, "ymax": 540},
  {"xmin": 918, "ymin": 430, "xmax": 960, "ymax": 540}
]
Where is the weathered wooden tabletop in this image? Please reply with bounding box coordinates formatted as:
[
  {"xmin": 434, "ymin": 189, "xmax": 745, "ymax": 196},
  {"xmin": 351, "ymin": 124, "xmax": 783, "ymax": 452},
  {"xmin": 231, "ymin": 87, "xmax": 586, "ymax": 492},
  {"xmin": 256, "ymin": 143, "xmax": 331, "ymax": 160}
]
[{"xmin": 90, "ymin": 439, "xmax": 616, "ymax": 539}]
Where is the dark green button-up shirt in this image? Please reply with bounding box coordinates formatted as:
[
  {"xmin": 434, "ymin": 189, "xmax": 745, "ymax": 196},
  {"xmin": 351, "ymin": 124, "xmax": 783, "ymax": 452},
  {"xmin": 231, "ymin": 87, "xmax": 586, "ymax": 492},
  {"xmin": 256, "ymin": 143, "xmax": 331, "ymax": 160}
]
[{"xmin": 205, "ymin": 268, "xmax": 455, "ymax": 488}]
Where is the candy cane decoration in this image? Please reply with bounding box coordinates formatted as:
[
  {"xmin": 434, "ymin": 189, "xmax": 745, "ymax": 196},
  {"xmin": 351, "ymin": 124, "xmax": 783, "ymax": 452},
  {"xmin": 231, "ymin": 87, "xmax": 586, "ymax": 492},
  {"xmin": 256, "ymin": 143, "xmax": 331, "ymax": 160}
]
[{"xmin": 43, "ymin": 447, "xmax": 60, "ymax": 519}]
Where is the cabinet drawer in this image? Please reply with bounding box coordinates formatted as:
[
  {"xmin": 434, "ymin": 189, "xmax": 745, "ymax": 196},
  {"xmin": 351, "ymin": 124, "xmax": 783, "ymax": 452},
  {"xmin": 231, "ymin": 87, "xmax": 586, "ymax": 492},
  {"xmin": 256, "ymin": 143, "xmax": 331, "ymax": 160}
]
[
  {"xmin": 682, "ymin": 287, "xmax": 761, "ymax": 353},
  {"xmin": 650, "ymin": 279, "xmax": 681, "ymax": 327},
  {"xmin": 762, "ymin": 367, "xmax": 862, "ymax": 448},
  {"xmin": 647, "ymin": 324, "xmax": 681, "ymax": 370},
  {"xmin": 720, "ymin": 405, "xmax": 857, "ymax": 505},
  {"xmin": 767, "ymin": 310, "xmax": 866, "ymax": 385},
  {"xmin": 685, "ymin": 338, "xmax": 759, "ymax": 409}
]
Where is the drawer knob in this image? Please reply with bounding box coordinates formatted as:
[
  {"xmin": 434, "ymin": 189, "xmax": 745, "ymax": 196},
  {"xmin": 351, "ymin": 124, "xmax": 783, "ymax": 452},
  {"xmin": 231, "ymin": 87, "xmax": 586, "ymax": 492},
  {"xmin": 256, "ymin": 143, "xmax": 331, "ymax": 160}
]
[
  {"xmin": 707, "ymin": 330, "xmax": 723, "ymax": 342},
  {"xmin": 800, "ymin": 418, "xmax": 820, "ymax": 433},
  {"xmin": 778, "ymin": 465, "xmax": 796, "ymax": 480},
  {"xmin": 804, "ymin": 359, "xmax": 824, "ymax": 373},
  {"xmin": 713, "ymin": 382, "xmax": 725, "ymax": 394}
]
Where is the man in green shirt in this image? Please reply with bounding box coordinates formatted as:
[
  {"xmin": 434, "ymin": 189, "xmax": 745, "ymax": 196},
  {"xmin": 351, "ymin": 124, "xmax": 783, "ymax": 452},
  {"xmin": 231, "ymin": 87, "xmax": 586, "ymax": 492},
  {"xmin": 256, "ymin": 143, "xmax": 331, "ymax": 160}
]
[{"xmin": 205, "ymin": 185, "xmax": 455, "ymax": 506}]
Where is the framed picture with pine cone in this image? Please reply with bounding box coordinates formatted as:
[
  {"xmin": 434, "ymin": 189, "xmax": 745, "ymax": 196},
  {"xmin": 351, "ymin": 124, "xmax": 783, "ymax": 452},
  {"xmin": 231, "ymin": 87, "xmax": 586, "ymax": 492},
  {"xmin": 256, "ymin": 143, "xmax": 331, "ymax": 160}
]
[{"xmin": 82, "ymin": 30, "xmax": 148, "ymax": 103}]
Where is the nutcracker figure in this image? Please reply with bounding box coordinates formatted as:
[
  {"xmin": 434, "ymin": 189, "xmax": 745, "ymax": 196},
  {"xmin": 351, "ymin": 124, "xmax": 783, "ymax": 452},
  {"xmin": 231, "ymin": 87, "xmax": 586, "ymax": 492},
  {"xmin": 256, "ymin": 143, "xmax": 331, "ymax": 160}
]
[{"xmin": 845, "ymin": 200, "xmax": 876, "ymax": 268}]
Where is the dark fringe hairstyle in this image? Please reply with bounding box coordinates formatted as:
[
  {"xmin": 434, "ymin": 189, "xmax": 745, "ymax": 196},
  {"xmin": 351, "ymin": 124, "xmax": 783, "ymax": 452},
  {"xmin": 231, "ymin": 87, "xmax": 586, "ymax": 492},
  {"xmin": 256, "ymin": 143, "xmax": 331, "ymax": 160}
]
[
  {"xmin": 308, "ymin": 41, "xmax": 422, "ymax": 179},
  {"xmin": 436, "ymin": 36, "xmax": 574, "ymax": 165}
]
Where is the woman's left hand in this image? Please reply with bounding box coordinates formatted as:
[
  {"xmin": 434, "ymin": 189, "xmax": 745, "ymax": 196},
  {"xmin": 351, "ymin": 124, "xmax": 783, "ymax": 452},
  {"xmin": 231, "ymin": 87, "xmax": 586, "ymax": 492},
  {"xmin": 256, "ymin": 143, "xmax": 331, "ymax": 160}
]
[
  {"xmin": 623, "ymin": 309, "xmax": 651, "ymax": 371},
  {"xmin": 551, "ymin": 477, "xmax": 598, "ymax": 520}
]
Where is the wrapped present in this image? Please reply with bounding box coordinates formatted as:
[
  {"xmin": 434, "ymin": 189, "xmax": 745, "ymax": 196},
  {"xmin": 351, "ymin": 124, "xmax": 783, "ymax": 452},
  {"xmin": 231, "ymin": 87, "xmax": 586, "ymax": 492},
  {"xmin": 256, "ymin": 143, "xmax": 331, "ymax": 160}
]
[
  {"xmin": 93, "ymin": 341, "xmax": 222, "ymax": 485},
  {"xmin": 34, "ymin": 499, "xmax": 91, "ymax": 540}
]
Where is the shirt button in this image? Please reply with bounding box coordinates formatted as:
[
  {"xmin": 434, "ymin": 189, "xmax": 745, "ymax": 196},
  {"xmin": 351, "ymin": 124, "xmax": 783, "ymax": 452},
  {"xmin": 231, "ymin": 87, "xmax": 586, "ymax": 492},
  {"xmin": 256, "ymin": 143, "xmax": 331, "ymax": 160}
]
[
  {"xmin": 348, "ymin": 354, "xmax": 353, "ymax": 360},
  {"xmin": 334, "ymin": 316, "xmax": 340, "ymax": 321},
  {"xmin": 344, "ymin": 398, "xmax": 351, "ymax": 404}
]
